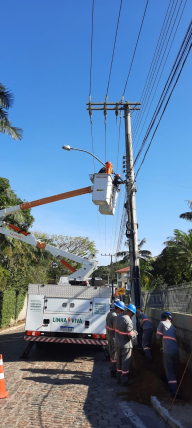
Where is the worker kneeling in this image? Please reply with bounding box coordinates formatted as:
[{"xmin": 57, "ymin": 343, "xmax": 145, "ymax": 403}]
[
  {"xmin": 106, "ymin": 298, "xmax": 122, "ymax": 378},
  {"xmin": 137, "ymin": 308, "xmax": 153, "ymax": 362},
  {"xmin": 115, "ymin": 303, "xmax": 137, "ymax": 386},
  {"xmin": 156, "ymin": 311, "xmax": 179, "ymax": 398}
]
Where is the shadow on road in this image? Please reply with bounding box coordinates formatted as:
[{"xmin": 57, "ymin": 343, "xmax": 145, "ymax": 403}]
[{"xmin": 1, "ymin": 329, "xmax": 116, "ymax": 427}]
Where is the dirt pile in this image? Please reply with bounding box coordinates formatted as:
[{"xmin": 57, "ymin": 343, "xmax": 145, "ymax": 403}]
[{"xmin": 118, "ymin": 344, "xmax": 192, "ymax": 405}]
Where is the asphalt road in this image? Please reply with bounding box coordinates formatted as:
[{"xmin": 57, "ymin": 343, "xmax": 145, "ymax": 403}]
[{"xmin": 0, "ymin": 325, "xmax": 168, "ymax": 428}]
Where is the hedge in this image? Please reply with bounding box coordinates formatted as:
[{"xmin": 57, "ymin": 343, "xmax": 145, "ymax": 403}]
[{"xmin": 0, "ymin": 289, "xmax": 26, "ymax": 328}]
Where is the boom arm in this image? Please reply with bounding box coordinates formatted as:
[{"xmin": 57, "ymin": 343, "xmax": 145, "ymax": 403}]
[
  {"xmin": 0, "ymin": 222, "xmax": 97, "ymax": 280},
  {"xmin": 0, "ymin": 186, "xmax": 92, "ymax": 220},
  {"xmin": 0, "ymin": 185, "xmax": 96, "ymax": 281}
]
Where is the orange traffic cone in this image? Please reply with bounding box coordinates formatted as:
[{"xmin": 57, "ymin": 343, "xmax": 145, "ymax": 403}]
[{"xmin": 0, "ymin": 354, "xmax": 9, "ymax": 398}]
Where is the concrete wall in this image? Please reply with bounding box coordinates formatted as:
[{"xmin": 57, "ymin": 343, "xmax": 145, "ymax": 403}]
[{"xmin": 145, "ymin": 308, "xmax": 192, "ymax": 372}]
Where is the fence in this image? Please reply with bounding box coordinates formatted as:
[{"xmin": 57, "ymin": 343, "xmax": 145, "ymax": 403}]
[{"xmin": 142, "ymin": 284, "xmax": 192, "ymax": 314}]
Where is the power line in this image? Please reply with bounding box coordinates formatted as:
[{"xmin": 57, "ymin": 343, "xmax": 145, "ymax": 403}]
[
  {"xmin": 105, "ymin": 118, "xmax": 107, "ymax": 161},
  {"xmin": 105, "ymin": 0, "xmax": 123, "ymax": 99},
  {"xmin": 110, "ymin": 115, "xmax": 123, "ymax": 251},
  {"xmin": 88, "ymin": 0, "xmax": 103, "ymax": 255},
  {"xmin": 116, "ymin": 112, "xmax": 122, "ymax": 171},
  {"xmin": 97, "ymin": 207, "xmax": 102, "ymax": 254},
  {"xmin": 89, "ymin": 0, "xmax": 95, "ymax": 98},
  {"xmin": 89, "ymin": 118, "xmax": 95, "ymax": 172},
  {"xmin": 121, "ymin": 0, "xmax": 149, "ymax": 99},
  {"xmin": 132, "ymin": 0, "xmax": 173, "ymax": 135},
  {"xmin": 112, "ymin": 158, "xmax": 125, "ymax": 253},
  {"xmin": 133, "ymin": 0, "xmax": 187, "ymax": 155},
  {"xmin": 133, "ymin": 0, "xmax": 186, "ymax": 148},
  {"xmin": 135, "ymin": 27, "xmax": 192, "ymax": 178},
  {"xmin": 134, "ymin": 20, "xmax": 192, "ymax": 169}
]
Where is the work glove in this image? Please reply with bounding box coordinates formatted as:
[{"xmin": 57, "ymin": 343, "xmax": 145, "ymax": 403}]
[{"xmin": 131, "ymin": 330, "xmax": 138, "ymax": 339}]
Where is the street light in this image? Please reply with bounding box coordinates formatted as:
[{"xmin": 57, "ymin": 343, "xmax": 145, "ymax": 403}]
[{"xmin": 62, "ymin": 145, "xmax": 106, "ymax": 167}]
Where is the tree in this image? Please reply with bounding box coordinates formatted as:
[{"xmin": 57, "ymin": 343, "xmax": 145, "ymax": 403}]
[
  {"xmin": 0, "ymin": 177, "xmax": 34, "ymax": 252},
  {"xmin": 0, "ymin": 83, "xmax": 22, "ymax": 140},
  {"xmin": 163, "ymin": 229, "xmax": 192, "ymax": 284},
  {"xmin": 93, "ymin": 259, "xmax": 127, "ymax": 282},
  {"xmin": 117, "ymin": 238, "xmax": 153, "ymax": 289},
  {"xmin": 0, "ymin": 178, "xmax": 99, "ymax": 289},
  {"xmin": 180, "ymin": 200, "xmax": 192, "ymax": 222},
  {"xmin": 31, "ymin": 232, "xmax": 98, "ymax": 282}
]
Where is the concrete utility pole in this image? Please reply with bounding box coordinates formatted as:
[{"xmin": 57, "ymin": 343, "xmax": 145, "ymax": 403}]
[
  {"xmin": 87, "ymin": 101, "xmax": 141, "ymax": 311},
  {"xmin": 124, "ymin": 104, "xmax": 141, "ymax": 309}
]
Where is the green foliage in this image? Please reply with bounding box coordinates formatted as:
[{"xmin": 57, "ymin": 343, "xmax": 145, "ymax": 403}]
[
  {"xmin": 15, "ymin": 290, "xmax": 26, "ymax": 320},
  {"xmin": 0, "ymin": 289, "xmax": 16, "ymax": 328},
  {"xmin": 33, "ymin": 231, "xmax": 98, "ymax": 283},
  {"xmin": 0, "ymin": 177, "xmax": 34, "ymax": 230},
  {"xmin": 0, "ymin": 82, "xmax": 23, "ymax": 140},
  {"xmin": 0, "ymin": 177, "xmax": 100, "ymax": 326},
  {"xmin": 94, "ymin": 259, "xmax": 128, "ymax": 281},
  {"xmin": 0, "ymin": 289, "xmax": 26, "ymax": 328},
  {"xmin": 180, "ymin": 200, "xmax": 192, "ymax": 222}
]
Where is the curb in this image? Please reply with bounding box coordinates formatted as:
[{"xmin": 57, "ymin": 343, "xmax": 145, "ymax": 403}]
[
  {"xmin": 0, "ymin": 323, "xmax": 25, "ymax": 335},
  {"xmin": 151, "ymin": 396, "xmax": 183, "ymax": 428}
]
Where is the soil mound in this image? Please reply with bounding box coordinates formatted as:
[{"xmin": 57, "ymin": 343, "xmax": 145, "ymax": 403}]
[{"xmin": 118, "ymin": 344, "xmax": 192, "ymax": 405}]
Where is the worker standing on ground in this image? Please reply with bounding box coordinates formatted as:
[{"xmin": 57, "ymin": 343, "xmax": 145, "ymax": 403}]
[
  {"xmin": 115, "ymin": 304, "xmax": 137, "ymax": 386},
  {"xmin": 137, "ymin": 308, "xmax": 153, "ymax": 362},
  {"xmin": 156, "ymin": 311, "xmax": 180, "ymax": 398},
  {"xmin": 106, "ymin": 299, "xmax": 124, "ymax": 378}
]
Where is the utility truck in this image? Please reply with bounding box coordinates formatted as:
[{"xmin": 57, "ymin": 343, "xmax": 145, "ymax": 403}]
[{"xmin": 0, "ymin": 163, "xmax": 120, "ymax": 355}]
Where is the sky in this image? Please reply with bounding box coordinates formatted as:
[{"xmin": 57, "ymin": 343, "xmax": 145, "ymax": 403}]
[{"xmin": 0, "ymin": 0, "xmax": 192, "ymax": 266}]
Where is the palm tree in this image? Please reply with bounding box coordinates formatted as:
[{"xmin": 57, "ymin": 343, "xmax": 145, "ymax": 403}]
[
  {"xmin": 163, "ymin": 229, "xmax": 192, "ymax": 283},
  {"xmin": 0, "ymin": 83, "xmax": 22, "ymax": 140},
  {"xmin": 117, "ymin": 238, "xmax": 153, "ymax": 289},
  {"xmin": 180, "ymin": 200, "xmax": 192, "ymax": 222}
]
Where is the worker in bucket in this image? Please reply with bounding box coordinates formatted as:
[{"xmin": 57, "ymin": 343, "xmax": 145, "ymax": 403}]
[
  {"xmin": 114, "ymin": 303, "xmax": 137, "ymax": 386},
  {"xmin": 156, "ymin": 311, "xmax": 180, "ymax": 398},
  {"xmin": 136, "ymin": 308, "xmax": 153, "ymax": 362},
  {"xmin": 106, "ymin": 299, "xmax": 124, "ymax": 378}
]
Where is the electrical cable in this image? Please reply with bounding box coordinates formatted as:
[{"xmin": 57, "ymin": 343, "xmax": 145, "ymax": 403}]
[
  {"xmin": 110, "ymin": 115, "xmax": 122, "ymax": 251},
  {"xmin": 116, "ymin": 113, "xmax": 122, "ymax": 171},
  {"xmin": 135, "ymin": 33, "xmax": 191, "ymax": 179},
  {"xmin": 105, "ymin": 217, "xmax": 106, "ymax": 254},
  {"xmin": 133, "ymin": 0, "xmax": 185, "ymax": 148},
  {"xmin": 89, "ymin": 0, "xmax": 95, "ymax": 98},
  {"xmin": 133, "ymin": 0, "xmax": 187, "ymax": 156},
  {"xmin": 105, "ymin": 0, "xmax": 123, "ymax": 99},
  {"xmin": 132, "ymin": 0, "xmax": 173, "ymax": 135},
  {"xmin": 134, "ymin": 20, "xmax": 191, "ymax": 168},
  {"xmin": 122, "ymin": 0, "xmax": 149, "ymax": 99},
  {"xmin": 97, "ymin": 207, "xmax": 102, "ymax": 254},
  {"xmin": 112, "ymin": 159, "xmax": 124, "ymax": 253},
  {"xmin": 90, "ymin": 118, "xmax": 95, "ymax": 172},
  {"xmin": 105, "ymin": 119, "xmax": 107, "ymax": 161},
  {"xmin": 88, "ymin": 0, "xmax": 102, "ymax": 255}
]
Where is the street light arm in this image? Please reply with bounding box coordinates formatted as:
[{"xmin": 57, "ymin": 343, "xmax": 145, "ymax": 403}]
[{"xmin": 62, "ymin": 145, "xmax": 106, "ymax": 167}]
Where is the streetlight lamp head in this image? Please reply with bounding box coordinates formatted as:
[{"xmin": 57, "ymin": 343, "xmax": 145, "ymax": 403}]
[{"xmin": 62, "ymin": 145, "xmax": 71, "ymax": 151}]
